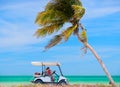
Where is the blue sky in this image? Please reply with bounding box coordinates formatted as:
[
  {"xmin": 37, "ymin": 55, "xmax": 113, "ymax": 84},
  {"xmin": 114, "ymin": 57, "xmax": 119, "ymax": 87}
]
[{"xmin": 0, "ymin": 0, "xmax": 120, "ymax": 76}]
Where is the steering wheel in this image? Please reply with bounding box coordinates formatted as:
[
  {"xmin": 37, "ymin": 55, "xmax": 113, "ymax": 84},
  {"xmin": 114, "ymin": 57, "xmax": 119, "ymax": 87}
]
[
  {"xmin": 52, "ymin": 70, "xmax": 56, "ymax": 74},
  {"xmin": 52, "ymin": 70, "xmax": 59, "ymax": 77}
]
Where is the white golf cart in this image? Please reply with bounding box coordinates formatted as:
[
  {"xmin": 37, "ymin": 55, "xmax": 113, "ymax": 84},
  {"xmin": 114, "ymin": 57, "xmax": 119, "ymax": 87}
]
[{"xmin": 31, "ymin": 62, "xmax": 68, "ymax": 85}]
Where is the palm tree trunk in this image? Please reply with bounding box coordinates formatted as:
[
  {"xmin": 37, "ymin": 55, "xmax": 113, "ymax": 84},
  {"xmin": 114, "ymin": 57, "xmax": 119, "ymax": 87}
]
[
  {"xmin": 85, "ymin": 43, "xmax": 116, "ymax": 87},
  {"xmin": 76, "ymin": 33, "xmax": 116, "ymax": 87}
]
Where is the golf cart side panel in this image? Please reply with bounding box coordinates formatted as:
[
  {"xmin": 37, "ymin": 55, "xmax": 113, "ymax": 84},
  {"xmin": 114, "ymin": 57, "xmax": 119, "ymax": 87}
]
[
  {"xmin": 34, "ymin": 76, "xmax": 51, "ymax": 83},
  {"xmin": 40, "ymin": 76, "xmax": 51, "ymax": 82}
]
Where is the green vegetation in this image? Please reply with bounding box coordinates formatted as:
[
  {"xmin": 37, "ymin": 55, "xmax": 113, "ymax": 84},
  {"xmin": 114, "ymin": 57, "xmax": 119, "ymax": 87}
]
[{"xmin": 34, "ymin": 0, "xmax": 85, "ymax": 51}]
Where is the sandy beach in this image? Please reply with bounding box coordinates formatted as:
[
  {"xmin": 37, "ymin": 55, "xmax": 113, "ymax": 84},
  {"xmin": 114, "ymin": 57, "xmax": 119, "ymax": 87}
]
[
  {"xmin": 0, "ymin": 76, "xmax": 120, "ymax": 87},
  {"xmin": 1, "ymin": 82, "xmax": 120, "ymax": 87},
  {"xmin": 0, "ymin": 84, "xmax": 113, "ymax": 87}
]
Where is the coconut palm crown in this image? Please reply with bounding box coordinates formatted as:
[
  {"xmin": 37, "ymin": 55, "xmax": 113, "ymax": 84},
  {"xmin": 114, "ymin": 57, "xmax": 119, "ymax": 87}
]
[{"xmin": 34, "ymin": 0, "xmax": 86, "ymax": 50}]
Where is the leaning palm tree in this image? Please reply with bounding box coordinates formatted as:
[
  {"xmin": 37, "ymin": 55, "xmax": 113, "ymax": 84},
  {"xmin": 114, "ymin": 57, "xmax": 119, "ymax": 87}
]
[{"xmin": 34, "ymin": 0, "xmax": 116, "ymax": 87}]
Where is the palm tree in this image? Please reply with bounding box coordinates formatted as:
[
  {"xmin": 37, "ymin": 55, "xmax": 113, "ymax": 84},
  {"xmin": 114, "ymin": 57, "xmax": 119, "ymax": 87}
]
[{"xmin": 34, "ymin": 0, "xmax": 116, "ymax": 86}]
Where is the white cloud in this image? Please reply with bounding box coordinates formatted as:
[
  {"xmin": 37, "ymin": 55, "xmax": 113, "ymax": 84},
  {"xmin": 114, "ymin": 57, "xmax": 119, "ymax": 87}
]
[
  {"xmin": 0, "ymin": 19, "xmax": 43, "ymax": 49},
  {"xmin": 82, "ymin": 0, "xmax": 120, "ymax": 19},
  {"xmin": 0, "ymin": 1, "xmax": 49, "ymax": 49},
  {"xmin": 84, "ymin": 7, "xmax": 120, "ymax": 19},
  {"xmin": 44, "ymin": 45, "xmax": 120, "ymax": 61},
  {"xmin": 0, "ymin": 1, "xmax": 45, "ymax": 11}
]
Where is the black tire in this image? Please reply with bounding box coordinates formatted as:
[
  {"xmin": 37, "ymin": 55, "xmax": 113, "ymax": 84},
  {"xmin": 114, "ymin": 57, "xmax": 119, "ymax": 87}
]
[
  {"xmin": 58, "ymin": 79, "xmax": 67, "ymax": 85},
  {"xmin": 34, "ymin": 79, "xmax": 43, "ymax": 84}
]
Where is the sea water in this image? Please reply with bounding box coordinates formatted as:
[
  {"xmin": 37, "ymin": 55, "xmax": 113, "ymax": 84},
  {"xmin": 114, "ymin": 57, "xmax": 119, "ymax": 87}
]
[{"xmin": 0, "ymin": 76, "xmax": 120, "ymax": 84}]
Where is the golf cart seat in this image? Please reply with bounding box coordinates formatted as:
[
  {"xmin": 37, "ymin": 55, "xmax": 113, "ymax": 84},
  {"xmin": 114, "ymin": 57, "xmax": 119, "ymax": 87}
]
[{"xmin": 34, "ymin": 72, "xmax": 41, "ymax": 78}]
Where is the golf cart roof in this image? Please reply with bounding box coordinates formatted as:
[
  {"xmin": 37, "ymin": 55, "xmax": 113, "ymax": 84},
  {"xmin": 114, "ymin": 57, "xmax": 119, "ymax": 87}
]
[{"xmin": 31, "ymin": 62, "xmax": 60, "ymax": 66}]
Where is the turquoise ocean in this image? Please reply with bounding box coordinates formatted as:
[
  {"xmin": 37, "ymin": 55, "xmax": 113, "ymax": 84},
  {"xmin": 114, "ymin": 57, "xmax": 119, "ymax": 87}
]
[{"xmin": 0, "ymin": 76, "xmax": 120, "ymax": 84}]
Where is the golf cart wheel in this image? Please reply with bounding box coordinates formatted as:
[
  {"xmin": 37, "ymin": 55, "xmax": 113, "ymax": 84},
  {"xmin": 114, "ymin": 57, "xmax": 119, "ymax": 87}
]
[
  {"xmin": 58, "ymin": 79, "xmax": 67, "ymax": 85},
  {"xmin": 34, "ymin": 79, "xmax": 43, "ymax": 84}
]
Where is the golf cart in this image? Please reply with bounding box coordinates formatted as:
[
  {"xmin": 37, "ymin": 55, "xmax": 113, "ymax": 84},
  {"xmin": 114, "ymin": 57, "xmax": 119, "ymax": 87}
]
[{"xmin": 31, "ymin": 62, "xmax": 68, "ymax": 85}]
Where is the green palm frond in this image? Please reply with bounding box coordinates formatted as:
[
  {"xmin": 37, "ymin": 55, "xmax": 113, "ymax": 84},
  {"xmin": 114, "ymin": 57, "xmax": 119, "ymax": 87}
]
[
  {"xmin": 72, "ymin": 5, "xmax": 85, "ymax": 20},
  {"xmin": 62, "ymin": 24, "xmax": 77, "ymax": 41},
  {"xmin": 45, "ymin": 2, "xmax": 55, "ymax": 11},
  {"xmin": 34, "ymin": 28, "xmax": 47, "ymax": 38},
  {"xmin": 45, "ymin": 0, "xmax": 83, "ymax": 21},
  {"xmin": 80, "ymin": 29, "xmax": 87, "ymax": 42},
  {"xmin": 35, "ymin": 10, "xmax": 68, "ymax": 26},
  {"xmin": 35, "ymin": 11, "xmax": 44, "ymax": 25},
  {"xmin": 45, "ymin": 34, "xmax": 63, "ymax": 50},
  {"xmin": 35, "ymin": 0, "xmax": 85, "ymax": 26},
  {"xmin": 35, "ymin": 10, "xmax": 57, "ymax": 25},
  {"xmin": 35, "ymin": 0, "xmax": 86, "ymax": 51},
  {"xmin": 69, "ymin": 0, "xmax": 82, "ymax": 6},
  {"xmin": 81, "ymin": 46, "xmax": 87, "ymax": 56},
  {"xmin": 34, "ymin": 23, "xmax": 63, "ymax": 38}
]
